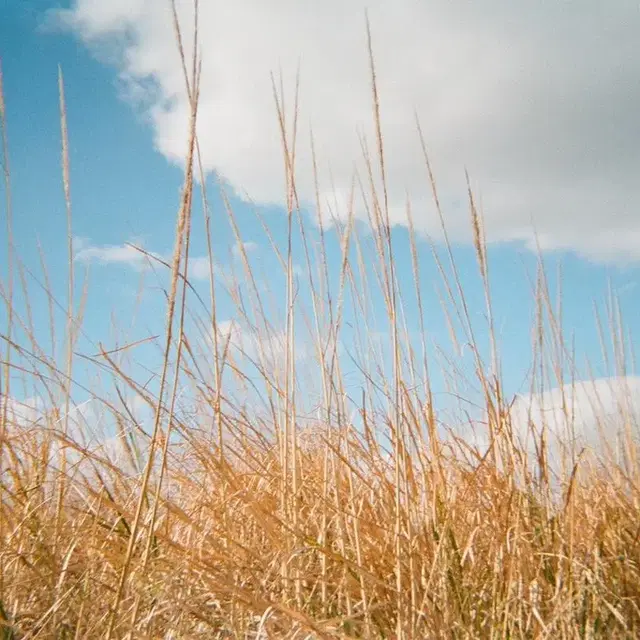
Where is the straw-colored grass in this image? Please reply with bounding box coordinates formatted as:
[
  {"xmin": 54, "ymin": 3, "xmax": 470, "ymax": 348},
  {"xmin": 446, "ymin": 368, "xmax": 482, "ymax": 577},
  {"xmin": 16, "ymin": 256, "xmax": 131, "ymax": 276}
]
[{"xmin": 1, "ymin": 6, "xmax": 639, "ymax": 639}]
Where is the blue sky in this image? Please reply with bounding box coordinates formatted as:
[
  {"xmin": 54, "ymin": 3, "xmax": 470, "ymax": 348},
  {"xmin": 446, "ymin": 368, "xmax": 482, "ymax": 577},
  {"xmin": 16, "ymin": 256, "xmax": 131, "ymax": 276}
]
[{"xmin": 2, "ymin": 1, "xmax": 640, "ymax": 440}]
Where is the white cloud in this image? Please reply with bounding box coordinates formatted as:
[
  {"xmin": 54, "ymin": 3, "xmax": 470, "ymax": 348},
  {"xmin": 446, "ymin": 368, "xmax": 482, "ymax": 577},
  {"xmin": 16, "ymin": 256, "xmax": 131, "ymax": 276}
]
[
  {"xmin": 74, "ymin": 239, "xmax": 159, "ymax": 271},
  {"xmin": 2, "ymin": 393, "xmax": 157, "ymax": 479},
  {"xmin": 53, "ymin": 0, "xmax": 640, "ymax": 262},
  {"xmin": 509, "ymin": 376, "xmax": 640, "ymax": 476},
  {"xmin": 74, "ymin": 237, "xmax": 216, "ymax": 280},
  {"xmin": 232, "ymin": 241, "xmax": 258, "ymax": 258},
  {"xmin": 0, "ymin": 395, "xmax": 46, "ymax": 427},
  {"xmin": 213, "ymin": 319, "xmax": 309, "ymax": 370},
  {"xmin": 188, "ymin": 255, "xmax": 214, "ymax": 280}
]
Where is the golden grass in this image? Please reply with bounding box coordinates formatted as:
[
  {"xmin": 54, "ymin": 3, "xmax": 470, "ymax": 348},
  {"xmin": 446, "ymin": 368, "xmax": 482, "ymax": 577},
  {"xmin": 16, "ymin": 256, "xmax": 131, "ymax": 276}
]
[{"xmin": 1, "ymin": 6, "xmax": 639, "ymax": 638}]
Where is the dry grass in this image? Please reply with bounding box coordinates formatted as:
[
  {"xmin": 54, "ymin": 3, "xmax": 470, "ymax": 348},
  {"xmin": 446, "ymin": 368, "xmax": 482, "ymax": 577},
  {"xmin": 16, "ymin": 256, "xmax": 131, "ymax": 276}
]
[{"xmin": 1, "ymin": 7, "xmax": 639, "ymax": 639}]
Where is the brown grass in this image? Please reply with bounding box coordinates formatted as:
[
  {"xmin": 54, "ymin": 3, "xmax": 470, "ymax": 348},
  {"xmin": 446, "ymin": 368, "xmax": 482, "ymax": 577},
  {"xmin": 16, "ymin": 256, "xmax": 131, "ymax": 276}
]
[{"xmin": 1, "ymin": 7, "xmax": 639, "ymax": 639}]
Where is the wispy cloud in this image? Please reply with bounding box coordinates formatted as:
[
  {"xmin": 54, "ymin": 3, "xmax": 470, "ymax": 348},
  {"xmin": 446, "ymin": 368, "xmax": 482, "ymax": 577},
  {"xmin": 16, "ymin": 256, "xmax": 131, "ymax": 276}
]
[
  {"xmin": 73, "ymin": 237, "xmax": 216, "ymax": 281},
  {"xmin": 213, "ymin": 319, "xmax": 310, "ymax": 369},
  {"xmin": 4, "ymin": 393, "xmax": 156, "ymax": 477},
  {"xmin": 232, "ymin": 241, "xmax": 258, "ymax": 258},
  {"xmin": 188, "ymin": 256, "xmax": 215, "ymax": 280},
  {"xmin": 74, "ymin": 237, "xmax": 160, "ymax": 271},
  {"xmin": 0, "ymin": 395, "xmax": 46, "ymax": 427}
]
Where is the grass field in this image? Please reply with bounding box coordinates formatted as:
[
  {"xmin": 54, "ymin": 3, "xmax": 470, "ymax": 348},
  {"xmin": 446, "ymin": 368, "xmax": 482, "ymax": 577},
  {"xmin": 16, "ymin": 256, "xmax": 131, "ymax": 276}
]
[{"xmin": 1, "ymin": 11, "xmax": 639, "ymax": 639}]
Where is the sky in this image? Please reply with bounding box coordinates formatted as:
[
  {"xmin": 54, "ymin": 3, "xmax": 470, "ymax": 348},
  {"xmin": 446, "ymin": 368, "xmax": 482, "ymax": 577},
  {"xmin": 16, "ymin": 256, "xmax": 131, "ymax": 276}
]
[{"xmin": 2, "ymin": 0, "xmax": 640, "ymax": 461}]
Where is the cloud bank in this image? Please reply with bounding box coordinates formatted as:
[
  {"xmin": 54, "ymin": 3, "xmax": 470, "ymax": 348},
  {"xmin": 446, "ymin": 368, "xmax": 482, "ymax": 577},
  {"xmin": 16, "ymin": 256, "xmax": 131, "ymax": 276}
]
[{"xmin": 53, "ymin": 0, "xmax": 640, "ymax": 262}]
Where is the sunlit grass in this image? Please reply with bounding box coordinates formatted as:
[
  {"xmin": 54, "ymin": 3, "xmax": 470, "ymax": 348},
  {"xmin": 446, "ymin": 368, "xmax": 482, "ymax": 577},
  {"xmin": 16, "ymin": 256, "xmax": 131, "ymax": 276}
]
[{"xmin": 1, "ymin": 7, "xmax": 639, "ymax": 639}]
